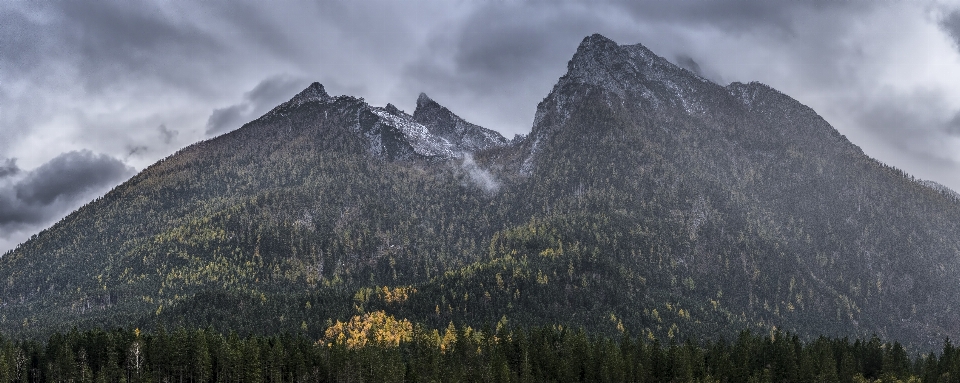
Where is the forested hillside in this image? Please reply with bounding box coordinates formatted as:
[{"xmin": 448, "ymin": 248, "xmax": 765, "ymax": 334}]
[
  {"xmin": 2, "ymin": 34, "xmax": 959, "ymax": 353},
  {"xmin": 0, "ymin": 324, "xmax": 949, "ymax": 383}
]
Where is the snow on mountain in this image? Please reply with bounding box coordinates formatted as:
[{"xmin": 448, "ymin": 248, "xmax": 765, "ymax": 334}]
[
  {"xmin": 368, "ymin": 106, "xmax": 456, "ymax": 158},
  {"xmin": 262, "ymin": 83, "xmax": 509, "ymax": 160},
  {"xmin": 413, "ymin": 93, "xmax": 508, "ymax": 152}
]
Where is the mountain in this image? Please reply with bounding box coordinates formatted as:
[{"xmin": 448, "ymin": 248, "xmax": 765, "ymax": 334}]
[
  {"xmin": 3, "ymin": 34, "xmax": 960, "ymax": 351},
  {"xmin": 413, "ymin": 92, "xmax": 508, "ymax": 151}
]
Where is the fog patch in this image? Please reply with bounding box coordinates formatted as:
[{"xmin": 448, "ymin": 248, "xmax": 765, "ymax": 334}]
[
  {"xmin": 0, "ymin": 159, "xmax": 19, "ymax": 178},
  {"xmin": 158, "ymin": 124, "xmax": 178, "ymax": 144},
  {"xmin": 675, "ymin": 55, "xmax": 703, "ymax": 76},
  {"xmin": 458, "ymin": 153, "xmax": 500, "ymax": 193}
]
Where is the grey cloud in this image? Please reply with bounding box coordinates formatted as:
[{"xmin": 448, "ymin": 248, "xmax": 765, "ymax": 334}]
[
  {"xmin": 850, "ymin": 94, "xmax": 960, "ymax": 181},
  {"xmin": 246, "ymin": 75, "xmax": 307, "ymax": 107},
  {"xmin": 0, "ymin": 159, "xmax": 19, "ymax": 178},
  {"xmin": 158, "ymin": 124, "xmax": 177, "ymax": 144},
  {"xmin": 206, "ymin": 105, "xmax": 249, "ymax": 136},
  {"xmin": 675, "ymin": 55, "xmax": 703, "ymax": 76},
  {"xmin": 0, "ymin": 5, "xmax": 45, "ymax": 73},
  {"xmin": 948, "ymin": 113, "xmax": 960, "ymax": 136},
  {"xmin": 0, "ymin": 1, "xmax": 226, "ymax": 100},
  {"xmin": 942, "ymin": 10, "xmax": 960, "ymax": 48},
  {"xmin": 0, "ymin": 151, "xmax": 134, "ymax": 245},
  {"xmin": 408, "ymin": 4, "xmax": 590, "ymax": 92},
  {"xmin": 402, "ymin": 4, "xmax": 611, "ymax": 135},
  {"xmin": 674, "ymin": 54, "xmax": 726, "ymax": 84},
  {"xmin": 126, "ymin": 145, "xmax": 149, "ymax": 159},
  {"xmin": 13, "ymin": 150, "xmax": 135, "ymax": 205},
  {"xmin": 459, "ymin": 154, "xmax": 500, "ymax": 194},
  {"xmin": 206, "ymin": 75, "xmax": 307, "ymax": 136},
  {"xmin": 610, "ymin": 0, "xmax": 866, "ymax": 35},
  {"xmin": 55, "ymin": 1, "xmax": 222, "ymax": 91}
]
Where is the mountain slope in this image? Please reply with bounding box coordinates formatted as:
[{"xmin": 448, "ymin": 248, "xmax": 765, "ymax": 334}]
[
  {"xmin": 502, "ymin": 34, "xmax": 960, "ymax": 348},
  {"xmin": 2, "ymin": 34, "xmax": 959, "ymax": 351}
]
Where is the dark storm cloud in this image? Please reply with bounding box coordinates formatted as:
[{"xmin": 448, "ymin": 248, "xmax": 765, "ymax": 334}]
[
  {"xmin": 942, "ymin": 10, "xmax": 960, "ymax": 48},
  {"xmin": 0, "ymin": 150, "xmax": 134, "ymax": 245},
  {"xmin": 0, "ymin": 159, "xmax": 19, "ymax": 179},
  {"xmin": 55, "ymin": 1, "xmax": 221, "ymax": 90},
  {"xmin": 0, "ymin": 1, "xmax": 226, "ymax": 102},
  {"xmin": 206, "ymin": 75, "xmax": 307, "ymax": 136},
  {"xmin": 13, "ymin": 151, "xmax": 135, "ymax": 205}
]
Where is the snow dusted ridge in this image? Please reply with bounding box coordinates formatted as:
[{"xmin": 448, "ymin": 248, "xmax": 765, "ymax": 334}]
[
  {"xmin": 347, "ymin": 90, "xmax": 510, "ymax": 159},
  {"xmin": 289, "ymin": 82, "xmax": 331, "ymax": 106},
  {"xmin": 263, "ymin": 82, "xmax": 507, "ymax": 160},
  {"xmin": 414, "ymin": 93, "xmax": 508, "ymax": 152},
  {"xmin": 368, "ymin": 106, "xmax": 456, "ymax": 158}
]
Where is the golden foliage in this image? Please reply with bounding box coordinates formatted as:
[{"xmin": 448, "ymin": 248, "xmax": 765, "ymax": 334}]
[
  {"xmin": 378, "ymin": 286, "xmax": 417, "ymax": 303},
  {"xmin": 324, "ymin": 311, "xmax": 413, "ymax": 349}
]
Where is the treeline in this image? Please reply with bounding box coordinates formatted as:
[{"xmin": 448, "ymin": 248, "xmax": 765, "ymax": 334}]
[{"xmin": 4, "ymin": 318, "xmax": 960, "ymax": 382}]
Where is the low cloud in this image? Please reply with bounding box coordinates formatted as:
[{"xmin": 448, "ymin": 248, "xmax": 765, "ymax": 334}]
[
  {"xmin": 0, "ymin": 150, "xmax": 135, "ymax": 252},
  {"xmin": 459, "ymin": 153, "xmax": 500, "ymax": 193},
  {"xmin": 158, "ymin": 124, "xmax": 177, "ymax": 144},
  {"xmin": 675, "ymin": 55, "xmax": 703, "ymax": 76},
  {"xmin": 205, "ymin": 75, "xmax": 307, "ymax": 136},
  {"xmin": 0, "ymin": 159, "xmax": 19, "ymax": 178},
  {"xmin": 13, "ymin": 150, "xmax": 134, "ymax": 205}
]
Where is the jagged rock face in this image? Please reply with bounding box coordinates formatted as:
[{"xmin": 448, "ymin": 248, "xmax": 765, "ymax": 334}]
[
  {"xmin": 413, "ymin": 93, "xmax": 508, "ymax": 152},
  {"xmin": 253, "ymin": 86, "xmax": 507, "ymax": 161}
]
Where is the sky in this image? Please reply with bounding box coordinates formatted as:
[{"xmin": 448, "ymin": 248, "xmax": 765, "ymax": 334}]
[{"xmin": 3, "ymin": 0, "xmax": 960, "ymax": 253}]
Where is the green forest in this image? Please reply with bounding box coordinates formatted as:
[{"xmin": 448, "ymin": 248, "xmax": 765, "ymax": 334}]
[{"xmin": 2, "ymin": 319, "xmax": 957, "ymax": 383}]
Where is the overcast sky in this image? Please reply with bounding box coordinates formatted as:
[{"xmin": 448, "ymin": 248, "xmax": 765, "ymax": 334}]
[{"xmin": 3, "ymin": 0, "xmax": 960, "ymax": 253}]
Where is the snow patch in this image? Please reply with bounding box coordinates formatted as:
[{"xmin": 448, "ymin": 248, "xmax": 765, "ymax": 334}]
[{"xmin": 370, "ymin": 108, "xmax": 456, "ymax": 158}]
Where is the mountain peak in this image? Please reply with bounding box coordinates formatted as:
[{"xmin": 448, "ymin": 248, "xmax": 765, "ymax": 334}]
[
  {"xmin": 412, "ymin": 93, "xmax": 507, "ymax": 151},
  {"xmin": 576, "ymin": 33, "xmax": 619, "ymax": 54},
  {"xmin": 289, "ymin": 82, "xmax": 331, "ymax": 105},
  {"xmin": 416, "ymin": 92, "xmax": 436, "ymax": 109},
  {"xmin": 565, "ymin": 34, "xmax": 677, "ymax": 97},
  {"xmin": 385, "ymin": 103, "xmax": 402, "ymax": 116}
]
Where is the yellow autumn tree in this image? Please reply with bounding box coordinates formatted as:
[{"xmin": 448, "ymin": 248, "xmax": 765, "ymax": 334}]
[{"xmin": 324, "ymin": 311, "xmax": 413, "ymax": 349}]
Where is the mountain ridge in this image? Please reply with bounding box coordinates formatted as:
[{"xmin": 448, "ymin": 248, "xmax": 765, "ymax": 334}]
[{"xmin": 2, "ymin": 34, "xmax": 959, "ymax": 352}]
